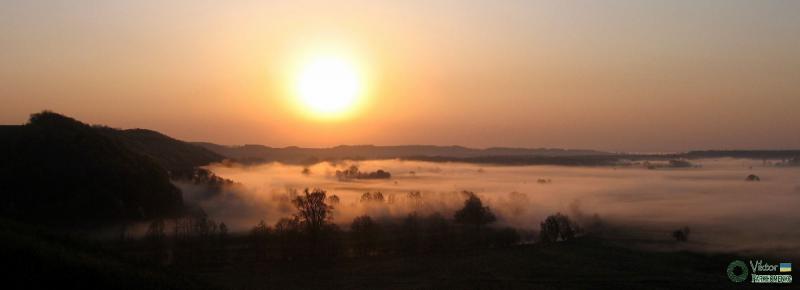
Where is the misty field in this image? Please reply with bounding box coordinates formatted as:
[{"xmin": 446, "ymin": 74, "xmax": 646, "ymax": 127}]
[{"xmin": 195, "ymin": 158, "xmax": 800, "ymax": 258}]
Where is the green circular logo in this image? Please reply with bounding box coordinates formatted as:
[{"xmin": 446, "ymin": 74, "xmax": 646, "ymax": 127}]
[{"xmin": 727, "ymin": 260, "xmax": 748, "ymax": 283}]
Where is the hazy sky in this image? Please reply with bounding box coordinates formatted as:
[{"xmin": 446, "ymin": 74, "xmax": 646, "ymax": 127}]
[{"xmin": 2, "ymin": 0, "xmax": 798, "ymax": 152}]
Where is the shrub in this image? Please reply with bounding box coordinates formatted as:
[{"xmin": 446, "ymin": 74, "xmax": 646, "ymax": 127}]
[
  {"xmin": 539, "ymin": 213, "xmax": 576, "ymax": 243},
  {"xmin": 745, "ymin": 174, "xmax": 761, "ymax": 181},
  {"xmin": 672, "ymin": 226, "xmax": 690, "ymax": 242}
]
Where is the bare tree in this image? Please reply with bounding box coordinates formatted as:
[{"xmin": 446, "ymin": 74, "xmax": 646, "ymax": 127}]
[{"xmin": 292, "ymin": 188, "xmax": 333, "ymax": 237}]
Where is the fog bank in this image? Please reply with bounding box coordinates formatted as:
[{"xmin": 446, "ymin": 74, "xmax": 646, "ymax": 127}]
[{"xmin": 191, "ymin": 158, "xmax": 800, "ymax": 257}]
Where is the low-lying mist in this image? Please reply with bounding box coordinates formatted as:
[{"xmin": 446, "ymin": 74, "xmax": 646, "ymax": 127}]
[{"xmin": 180, "ymin": 158, "xmax": 800, "ymax": 258}]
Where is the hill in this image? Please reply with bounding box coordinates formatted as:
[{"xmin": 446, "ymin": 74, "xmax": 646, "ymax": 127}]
[
  {"xmin": 98, "ymin": 128, "xmax": 224, "ymax": 173},
  {"xmin": 0, "ymin": 111, "xmax": 220, "ymax": 224}
]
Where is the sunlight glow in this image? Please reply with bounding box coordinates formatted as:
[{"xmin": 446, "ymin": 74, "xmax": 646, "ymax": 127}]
[{"xmin": 294, "ymin": 55, "xmax": 363, "ymax": 118}]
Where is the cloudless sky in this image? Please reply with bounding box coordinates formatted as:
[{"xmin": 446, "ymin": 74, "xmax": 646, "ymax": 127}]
[{"xmin": 2, "ymin": 0, "xmax": 798, "ymax": 152}]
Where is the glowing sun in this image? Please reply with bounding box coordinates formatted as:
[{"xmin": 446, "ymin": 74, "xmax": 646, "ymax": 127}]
[{"xmin": 295, "ymin": 56, "xmax": 363, "ymax": 117}]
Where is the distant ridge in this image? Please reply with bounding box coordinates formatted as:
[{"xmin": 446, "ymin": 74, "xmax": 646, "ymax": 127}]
[
  {"xmin": 193, "ymin": 142, "xmax": 609, "ymax": 164},
  {"xmin": 195, "ymin": 143, "xmax": 800, "ymax": 166}
]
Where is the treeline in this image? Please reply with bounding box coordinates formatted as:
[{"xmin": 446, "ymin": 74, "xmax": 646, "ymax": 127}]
[
  {"xmin": 335, "ymin": 165, "xmax": 391, "ymax": 180},
  {"xmin": 404, "ymin": 155, "xmax": 623, "ymax": 166},
  {"xmin": 136, "ymin": 189, "xmax": 593, "ymax": 266},
  {"xmin": 685, "ymin": 150, "xmax": 800, "ymax": 160}
]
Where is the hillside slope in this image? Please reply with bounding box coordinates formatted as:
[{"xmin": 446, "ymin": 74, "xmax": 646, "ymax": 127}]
[
  {"xmin": 0, "ymin": 112, "xmax": 186, "ymax": 224},
  {"xmin": 99, "ymin": 128, "xmax": 224, "ymax": 173}
]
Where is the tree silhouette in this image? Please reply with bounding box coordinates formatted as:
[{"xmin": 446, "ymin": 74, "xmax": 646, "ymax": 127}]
[
  {"xmin": 274, "ymin": 217, "xmax": 302, "ymax": 260},
  {"xmin": 327, "ymin": 194, "xmax": 340, "ymax": 205},
  {"xmin": 219, "ymin": 222, "xmax": 228, "ymax": 241},
  {"xmin": 454, "ymin": 192, "xmax": 496, "ymax": 231},
  {"xmin": 672, "ymin": 226, "xmax": 690, "ymax": 242},
  {"xmin": 360, "ymin": 192, "xmax": 385, "ymax": 203},
  {"xmin": 250, "ymin": 220, "xmax": 271, "ymax": 261},
  {"xmin": 539, "ymin": 213, "xmax": 576, "ymax": 243},
  {"xmin": 351, "ymin": 215, "xmax": 381, "ymax": 256},
  {"xmin": 399, "ymin": 213, "xmax": 422, "ymax": 254},
  {"xmin": 292, "ymin": 188, "xmax": 333, "ymax": 236},
  {"xmin": 145, "ymin": 219, "xmax": 167, "ymax": 264},
  {"xmin": 423, "ymin": 212, "xmax": 453, "ymax": 253},
  {"xmin": 146, "ymin": 219, "xmax": 166, "ymax": 242}
]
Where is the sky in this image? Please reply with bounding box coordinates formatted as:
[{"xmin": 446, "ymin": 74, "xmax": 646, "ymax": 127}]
[{"xmin": 1, "ymin": 0, "xmax": 799, "ymax": 152}]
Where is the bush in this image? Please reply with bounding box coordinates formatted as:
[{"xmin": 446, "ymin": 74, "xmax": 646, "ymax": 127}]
[
  {"xmin": 672, "ymin": 226, "xmax": 690, "ymax": 242},
  {"xmin": 539, "ymin": 213, "xmax": 577, "ymax": 243},
  {"xmin": 745, "ymin": 174, "xmax": 761, "ymax": 181}
]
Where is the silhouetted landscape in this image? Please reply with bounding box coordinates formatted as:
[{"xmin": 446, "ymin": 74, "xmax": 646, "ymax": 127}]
[
  {"xmin": 1, "ymin": 112, "xmax": 797, "ymax": 289},
  {"xmin": 3, "ymin": 1, "xmax": 799, "ymax": 288}
]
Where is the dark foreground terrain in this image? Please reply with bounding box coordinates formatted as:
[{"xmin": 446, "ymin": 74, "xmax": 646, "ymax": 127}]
[
  {"xmin": 0, "ymin": 112, "xmax": 788, "ymax": 289},
  {"xmin": 1, "ymin": 219, "xmax": 758, "ymax": 290}
]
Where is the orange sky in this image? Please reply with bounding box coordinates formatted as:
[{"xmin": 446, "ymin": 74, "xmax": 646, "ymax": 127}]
[{"xmin": 1, "ymin": 1, "xmax": 799, "ymax": 152}]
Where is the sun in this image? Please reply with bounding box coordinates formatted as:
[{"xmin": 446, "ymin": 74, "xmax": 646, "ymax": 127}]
[{"xmin": 294, "ymin": 55, "xmax": 363, "ymax": 117}]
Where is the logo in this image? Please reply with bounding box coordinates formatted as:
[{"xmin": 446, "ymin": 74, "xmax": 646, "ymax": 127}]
[
  {"xmin": 728, "ymin": 259, "xmax": 792, "ymax": 284},
  {"xmin": 727, "ymin": 260, "xmax": 749, "ymax": 283}
]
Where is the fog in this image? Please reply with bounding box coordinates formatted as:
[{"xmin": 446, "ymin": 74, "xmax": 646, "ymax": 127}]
[{"xmin": 186, "ymin": 158, "xmax": 800, "ymax": 257}]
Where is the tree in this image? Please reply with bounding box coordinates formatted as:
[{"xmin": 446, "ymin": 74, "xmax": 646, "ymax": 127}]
[
  {"xmin": 360, "ymin": 192, "xmax": 373, "ymax": 203},
  {"xmin": 423, "ymin": 212, "xmax": 453, "ymax": 253},
  {"xmin": 399, "ymin": 213, "xmax": 422, "ymax": 254},
  {"xmin": 274, "ymin": 218, "xmax": 301, "ymax": 260},
  {"xmin": 250, "ymin": 220, "xmax": 271, "ymax": 261},
  {"xmin": 327, "ymin": 194, "xmax": 340, "ymax": 205},
  {"xmin": 145, "ymin": 219, "xmax": 167, "ymax": 264},
  {"xmin": 672, "ymin": 226, "xmax": 690, "ymax": 242},
  {"xmin": 292, "ymin": 188, "xmax": 334, "ymax": 235},
  {"xmin": 539, "ymin": 213, "xmax": 576, "ymax": 243},
  {"xmin": 146, "ymin": 219, "xmax": 166, "ymax": 242},
  {"xmin": 745, "ymin": 174, "xmax": 761, "ymax": 181},
  {"xmin": 351, "ymin": 215, "xmax": 381, "ymax": 256},
  {"xmin": 219, "ymin": 222, "xmax": 228, "ymax": 241},
  {"xmin": 454, "ymin": 192, "xmax": 496, "ymax": 231},
  {"xmin": 360, "ymin": 192, "xmax": 385, "ymax": 203}
]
